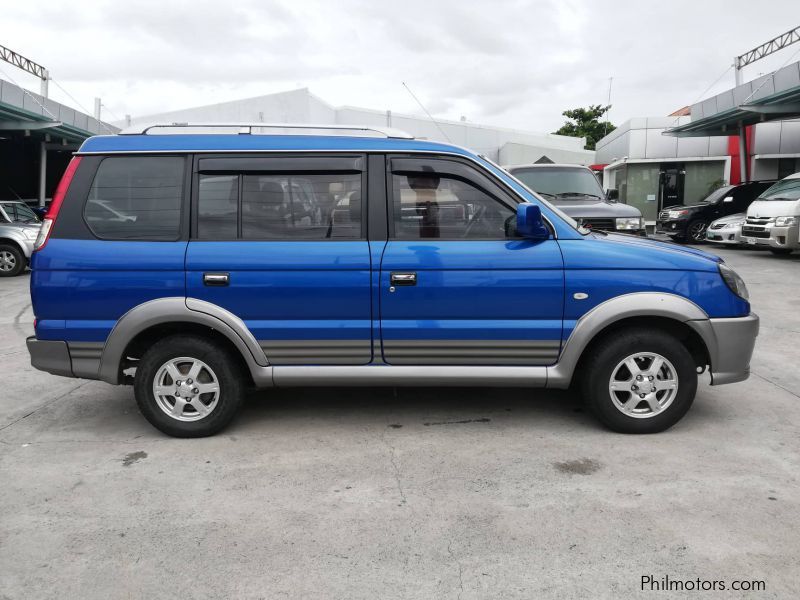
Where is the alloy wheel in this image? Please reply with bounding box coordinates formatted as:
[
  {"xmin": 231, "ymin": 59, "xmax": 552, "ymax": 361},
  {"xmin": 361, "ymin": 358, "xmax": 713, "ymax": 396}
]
[
  {"xmin": 152, "ymin": 357, "xmax": 221, "ymax": 422},
  {"xmin": 608, "ymin": 352, "xmax": 679, "ymax": 419}
]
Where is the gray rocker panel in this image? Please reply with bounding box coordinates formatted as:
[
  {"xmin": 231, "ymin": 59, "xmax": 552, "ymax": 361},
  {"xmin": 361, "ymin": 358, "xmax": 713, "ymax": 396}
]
[{"xmin": 382, "ymin": 339, "xmax": 561, "ymax": 365}]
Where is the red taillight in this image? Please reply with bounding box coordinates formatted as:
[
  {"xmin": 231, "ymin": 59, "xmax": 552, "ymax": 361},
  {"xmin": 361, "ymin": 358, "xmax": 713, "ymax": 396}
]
[{"xmin": 35, "ymin": 156, "xmax": 82, "ymax": 251}]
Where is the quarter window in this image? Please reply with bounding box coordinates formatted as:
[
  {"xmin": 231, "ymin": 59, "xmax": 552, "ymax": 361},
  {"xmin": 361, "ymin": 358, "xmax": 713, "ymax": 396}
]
[
  {"xmin": 197, "ymin": 173, "xmax": 362, "ymax": 240},
  {"xmin": 84, "ymin": 156, "xmax": 184, "ymax": 240},
  {"xmin": 391, "ymin": 171, "xmax": 514, "ymax": 239}
]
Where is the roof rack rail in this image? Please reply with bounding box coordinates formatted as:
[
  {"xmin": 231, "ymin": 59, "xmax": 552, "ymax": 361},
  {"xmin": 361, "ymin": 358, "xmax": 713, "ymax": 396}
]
[{"xmin": 119, "ymin": 122, "xmax": 415, "ymax": 139}]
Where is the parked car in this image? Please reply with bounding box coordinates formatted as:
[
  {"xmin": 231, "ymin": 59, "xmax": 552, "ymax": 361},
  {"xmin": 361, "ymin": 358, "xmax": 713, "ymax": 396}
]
[
  {"xmin": 0, "ymin": 201, "xmax": 41, "ymax": 276},
  {"xmin": 27, "ymin": 123, "xmax": 758, "ymax": 437},
  {"xmin": 656, "ymin": 180, "xmax": 775, "ymax": 244},
  {"xmin": 504, "ymin": 164, "xmax": 645, "ymax": 235},
  {"xmin": 705, "ymin": 213, "xmax": 747, "ymax": 246},
  {"xmin": 741, "ymin": 172, "xmax": 800, "ymax": 255}
]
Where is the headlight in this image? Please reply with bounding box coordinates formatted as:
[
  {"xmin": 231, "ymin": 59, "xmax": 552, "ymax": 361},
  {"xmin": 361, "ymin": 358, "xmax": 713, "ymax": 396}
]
[
  {"xmin": 776, "ymin": 216, "xmax": 797, "ymax": 227},
  {"xmin": 22, "ymin": 228, "xmax": 39, "ymax": 240},
  {"xmin": 616, "ymin": 217, "xmax": 643, "ymax": 230},
  {"xmin": 668, "ymin": 209, "xmax": 689, "ymax": 219},
  {"xmin": 719, "ymin": 263, "xmax": 749, "ymax": 301}
]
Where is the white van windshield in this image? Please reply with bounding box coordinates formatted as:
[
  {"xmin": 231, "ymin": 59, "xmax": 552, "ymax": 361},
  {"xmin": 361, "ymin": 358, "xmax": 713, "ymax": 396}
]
[{"xmin": 758, "ymin": 177, "xmax": 800, "ymax": 201}]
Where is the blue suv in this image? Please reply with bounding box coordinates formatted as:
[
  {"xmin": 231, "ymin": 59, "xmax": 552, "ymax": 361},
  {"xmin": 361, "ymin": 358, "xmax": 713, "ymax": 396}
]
[{"xmin": 27, "ymin": 124, "xmax": 759, "ymax": 437}]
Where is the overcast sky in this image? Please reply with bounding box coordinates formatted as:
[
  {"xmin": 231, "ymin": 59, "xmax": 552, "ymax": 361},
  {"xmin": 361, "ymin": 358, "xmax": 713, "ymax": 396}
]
[{"xmin": 2, "ymin": 0, "xmax": 799, "ymax": 133}]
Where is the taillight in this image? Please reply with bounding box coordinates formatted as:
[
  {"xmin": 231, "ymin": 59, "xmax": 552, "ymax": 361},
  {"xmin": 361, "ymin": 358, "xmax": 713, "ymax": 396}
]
[{"xmin": 34, "ymin": 156, "xmax": 82, "ymax": 251}]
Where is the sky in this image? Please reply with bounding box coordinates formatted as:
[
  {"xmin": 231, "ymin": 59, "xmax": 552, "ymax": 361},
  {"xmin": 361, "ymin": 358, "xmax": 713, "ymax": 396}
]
[{"xmin": 2, "ymin": 0, "xmax": 799, "ymax": 133}]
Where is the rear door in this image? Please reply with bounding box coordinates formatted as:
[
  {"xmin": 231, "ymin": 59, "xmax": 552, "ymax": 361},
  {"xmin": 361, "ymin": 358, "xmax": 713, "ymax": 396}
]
[
  {"xmin": 379, "ymin": 156, "xmax": 564, "ymax": 365},
  {"xmin": 185, "ymin": 154, "xmax": 372, "ymax": 364}
]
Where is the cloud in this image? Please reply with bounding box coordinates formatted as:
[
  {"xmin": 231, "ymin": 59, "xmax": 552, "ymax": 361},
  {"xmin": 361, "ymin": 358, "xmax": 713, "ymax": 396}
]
[{"xmin": 1, "ymin": 0, "xmax": 797, "ymax": 132}]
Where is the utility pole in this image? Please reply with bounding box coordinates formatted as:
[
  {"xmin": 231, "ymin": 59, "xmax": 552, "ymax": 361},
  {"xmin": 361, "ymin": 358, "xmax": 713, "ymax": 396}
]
[{"xmin": 94, "ymin": 98, "xmax": 102, "ymax": 121}]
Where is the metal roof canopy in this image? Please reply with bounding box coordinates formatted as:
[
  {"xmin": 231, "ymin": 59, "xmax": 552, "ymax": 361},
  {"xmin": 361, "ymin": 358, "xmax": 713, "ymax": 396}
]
[
  {"xmin": 664, "ymin": 60, "xmax": 800, "ymax": 138},
  {"xmin": 663, "ymin": 62, "xmax": 800, "ymax": 137}
]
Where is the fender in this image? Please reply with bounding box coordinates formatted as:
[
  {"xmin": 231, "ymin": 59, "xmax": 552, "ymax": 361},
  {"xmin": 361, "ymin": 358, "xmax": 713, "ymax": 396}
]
[
  {"xmin": 98, "ymin": 297, "xmax": 273, "ymax": 386},
  {"xmin": 546, "ymin": 292, "xmax": 716, "ymax": 389}
]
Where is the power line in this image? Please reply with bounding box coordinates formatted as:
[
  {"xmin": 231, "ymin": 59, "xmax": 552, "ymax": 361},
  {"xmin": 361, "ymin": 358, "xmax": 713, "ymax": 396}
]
[
  {"xmin": 671, "ymin": 64, "xmax": 733, "ymax": 126},
  {"xmin": 0, "ymin": 64, "xmax": 57, "ymax": 120},
  {"xmin": 401, "ymin": 81, "xmax": 452, "ymax": 143},
  {"xmin": 49, "ymin": 78, "xmax": 114, "ymax": 133}
]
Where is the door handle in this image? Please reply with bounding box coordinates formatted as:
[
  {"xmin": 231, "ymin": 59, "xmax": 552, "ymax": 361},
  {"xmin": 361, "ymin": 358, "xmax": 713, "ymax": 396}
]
[
  {"xmin": 390, "ymin": 272, "xmax": 417, "ymax": 286},
  {"xmin": 203, "ymin": 273, "xmax": 229, "ymax": 287}
]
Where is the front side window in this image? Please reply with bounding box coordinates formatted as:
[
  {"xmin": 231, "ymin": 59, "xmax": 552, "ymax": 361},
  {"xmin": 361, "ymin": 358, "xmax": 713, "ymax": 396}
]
[
  {"xmin": 391, "ymin": 170, "xmax": 514, "ymax": 240},
  {"xmin": 84, "ymin": 156, "xmax": 184, "ymax": 240},
  {"xmin": 197, "ymin": 172, "xmax": 362, "ymax": 240}
]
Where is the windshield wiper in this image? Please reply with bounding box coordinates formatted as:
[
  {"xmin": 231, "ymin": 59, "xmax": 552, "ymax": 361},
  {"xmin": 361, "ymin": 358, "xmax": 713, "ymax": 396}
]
[{"xmin": 556, "ymin": 192, "xmax": 603, "ymax": 199}]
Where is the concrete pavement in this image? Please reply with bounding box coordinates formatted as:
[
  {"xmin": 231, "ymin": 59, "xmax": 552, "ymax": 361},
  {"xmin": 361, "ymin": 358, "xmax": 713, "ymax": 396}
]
[{"xmin": 1, "ymin": 247, "xmax": 798, "ymax": 599}]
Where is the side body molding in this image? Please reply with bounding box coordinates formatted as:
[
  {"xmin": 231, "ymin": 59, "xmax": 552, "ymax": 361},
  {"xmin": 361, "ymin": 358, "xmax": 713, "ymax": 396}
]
[
  {"xmin": 547, "ymin": 292, "xmax": 714, "ymax": 389},
  {"xmin": 98, "ymin": 297, "xmax": 273, "ymax": 386}
]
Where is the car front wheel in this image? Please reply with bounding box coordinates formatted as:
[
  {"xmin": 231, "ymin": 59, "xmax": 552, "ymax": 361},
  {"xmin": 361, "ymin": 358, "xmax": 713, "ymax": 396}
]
[
  {"xmin": 581, "ymin": 328, "xmax": 698, "ymax": 433},
  {"xmin": 134, "ymin": 335, "xmax": 246, "ymax": 437}
]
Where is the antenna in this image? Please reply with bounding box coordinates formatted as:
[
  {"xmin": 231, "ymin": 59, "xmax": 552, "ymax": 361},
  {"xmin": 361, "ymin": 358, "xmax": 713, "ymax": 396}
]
[
  {"xmin": 402, "ymin": 81, "xmax": 452, "ymax": 143},
  {"xmin": 604, "ymin": 77, "xmax": 613, "ymax": 137}
]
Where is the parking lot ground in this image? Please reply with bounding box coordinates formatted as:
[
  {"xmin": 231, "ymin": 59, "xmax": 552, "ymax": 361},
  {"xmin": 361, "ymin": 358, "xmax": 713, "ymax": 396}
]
[{"xmin": 1, "ymin": 246, "xmax": 799, "ymax": 599}]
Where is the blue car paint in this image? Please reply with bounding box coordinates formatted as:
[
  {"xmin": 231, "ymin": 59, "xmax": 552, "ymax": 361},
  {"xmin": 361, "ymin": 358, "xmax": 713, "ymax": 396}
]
[
  {"xmin": 31, "ymin": 133, "xmax": 747, "ymax": 364},
  {"xmin": 186, "ymin": 241, "xmax": 372, "ymax": 347},
  {"xmin": 379, "ymin": 240, "xmax": 564, "ymax": 362},
  {"xmin": 31, "ymin": 238, "xmax": 186, "ymax": 342}
]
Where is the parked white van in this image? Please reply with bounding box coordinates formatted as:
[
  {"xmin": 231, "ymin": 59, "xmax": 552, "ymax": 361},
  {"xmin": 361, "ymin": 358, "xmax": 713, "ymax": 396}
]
[{"xmin": 741, "ymin": 172, "xmax": 800, "ymax": 255}]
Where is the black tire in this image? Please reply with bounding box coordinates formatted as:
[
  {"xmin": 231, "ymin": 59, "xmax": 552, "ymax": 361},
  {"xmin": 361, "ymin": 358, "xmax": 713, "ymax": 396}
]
[
  {"xmin": 769, "ymin": 248, "xmax": 793, "ymax": 256},
  {"xmin": 580, "ymin": 328, "xmax": 698, "ymax": 434},
  {"xmin": 0, "ymin": 244, "xmax": 25, "ymax": 277},
  {"xmin": 685, "ymin": 219, "xmax": 708, "ymax": 244},
  {"xmin": 134, "ymin": 335, "xmax": 246, "ymax": 437}
]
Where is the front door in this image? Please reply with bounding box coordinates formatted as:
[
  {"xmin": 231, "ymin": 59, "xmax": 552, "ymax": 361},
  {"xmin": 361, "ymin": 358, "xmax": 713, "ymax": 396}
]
[
  {"xmin": 186, "ymin": 154, "xmax": 372, "ymax": 365},
  {"xmin": 379, "ymin": 156, "xmax": 564, "ymax": 365}
]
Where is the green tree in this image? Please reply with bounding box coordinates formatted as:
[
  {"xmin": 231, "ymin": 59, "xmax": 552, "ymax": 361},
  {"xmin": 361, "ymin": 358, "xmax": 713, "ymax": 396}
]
[{"xmin": 553, "ymin": 105, "xmax": 615, "ymax": 151}]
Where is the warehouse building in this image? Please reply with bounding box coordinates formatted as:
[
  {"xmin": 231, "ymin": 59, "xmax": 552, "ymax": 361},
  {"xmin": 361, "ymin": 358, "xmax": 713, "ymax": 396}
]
[
  {"xmin": 120, "ymin": 88, "xmax": 595, "ymax": 165},
  {"xmin": 595, "ymin": 58, "xmax": 800, "ymax": 225},
  {"xmin": 0, "ymin": 76, "xmax": 117, "ymax": 206}
]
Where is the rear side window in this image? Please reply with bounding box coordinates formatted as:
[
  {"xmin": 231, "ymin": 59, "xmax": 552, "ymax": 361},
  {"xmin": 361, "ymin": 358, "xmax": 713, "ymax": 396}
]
[
  {"xmin": 197, "ymin": 172, "xmax": 362, "ymax": 240},
  {"xmin": 84, "ymin": 156, "xmax": 184, "ymax": 240}
]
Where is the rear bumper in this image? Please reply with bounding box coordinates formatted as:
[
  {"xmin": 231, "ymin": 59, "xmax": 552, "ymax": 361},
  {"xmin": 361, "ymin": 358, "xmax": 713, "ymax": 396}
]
[
  {"xmin": 26, "ymin": 337, "xmax": 73, "ymax": 377},
  {"xmin": 707, "ymin": 313, "xmax": 759, "ymax": 385}
]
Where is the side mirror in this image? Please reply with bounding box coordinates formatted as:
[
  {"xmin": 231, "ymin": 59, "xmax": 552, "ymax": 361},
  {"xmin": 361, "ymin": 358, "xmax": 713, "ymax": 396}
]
[
  {"xmin": 516, "ymin": 203, "xmax": 549, "ymax": 240},
  {"xmin": 723, "ymin": 196, "xmax": 733, "ymax": 203},
  {"xmin": 607, "ymin": 188, "xmax": 619, "ymax": 201}
]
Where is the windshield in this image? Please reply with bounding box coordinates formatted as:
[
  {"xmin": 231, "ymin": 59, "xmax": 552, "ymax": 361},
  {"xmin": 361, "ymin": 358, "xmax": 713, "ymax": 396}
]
[
  {"xmin": 757, "ymin": 177, "xmax": 800, "ymax": 201},
  {"xmin": 509, "ymin": 167, "xmax": 605, "ymax": 200},
  {"xmin": 477, "ymin": 156, "xmax": 583, "ymax": 232},
  {"xmin": 700, "ymin": 186, "xmax": 734, "ymax": 204}
]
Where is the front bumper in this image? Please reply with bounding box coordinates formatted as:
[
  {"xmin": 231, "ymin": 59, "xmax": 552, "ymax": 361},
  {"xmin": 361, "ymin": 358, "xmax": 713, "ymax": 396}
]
[
  {"xmin": 740, "ymin": 223, "xmax": 800, "ymax": 250},
  {"xmin": 705, "ymin": 313, "xmax": 759, "ymax": 385},
  {"xmin": 705, "ymin": 225, "xmax": 743, "ymax": 245},
  {"xmin": 655, "ymin": 219, "xmax": 688, "ymax": 236}
]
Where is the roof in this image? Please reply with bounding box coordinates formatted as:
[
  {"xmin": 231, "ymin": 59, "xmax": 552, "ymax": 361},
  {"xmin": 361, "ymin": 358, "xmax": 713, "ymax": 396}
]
[
  {"xmin": 503, "ymin": 163, "xmax": 591, "ymax": 170},
  {"xmin": 664, "ymin": 60, "xmax": 800, "ymax": 137},
  {"xmin": 77, "ymin": 133, "xmax": 476, "ymax": 156}
]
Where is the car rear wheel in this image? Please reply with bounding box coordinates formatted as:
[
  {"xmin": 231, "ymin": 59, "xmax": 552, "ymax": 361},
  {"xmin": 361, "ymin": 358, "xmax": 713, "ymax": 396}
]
[
  {"xmin": 134, "ymin": 335, "xmax": 246, "ymax": 437},
  {"xmin": 581, "ymin": 328, "xmax": 698, "ymax": 433},
  {"xmin": 0, "ymin": 244, "xmax": 25, "ymax": 277}
]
